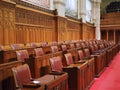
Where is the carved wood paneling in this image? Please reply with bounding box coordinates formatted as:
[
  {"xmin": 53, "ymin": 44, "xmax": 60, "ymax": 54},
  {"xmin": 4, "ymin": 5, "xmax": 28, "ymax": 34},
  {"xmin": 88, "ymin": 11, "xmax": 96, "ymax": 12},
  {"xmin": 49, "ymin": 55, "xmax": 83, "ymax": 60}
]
[
  {"xmin": 0, "ymin": 2, "xmax": 16, "ymax": 45},
  {"xmin": 15, "ymin": 7, "xmax": 55, "ymax": 43},
  {"xmin": 66, "ymin": 20, "xmax": 81, "ymax": 40},
  {"xmin": 56, "ymin": 16, "xmax": 82, "ymax": 41},
  {"xmin": 0, "ymin": 8, "xmax": 3, "ymax": 44},
  {"xmin": 56, "ymin": 16, "xmax": 67, "ymax": 41},
  {"xmin": 0, "ymin": 1, "xmax": 95, "ymax": 45},
  {"xmin": 82, "ymin": 23, "xmax": 95, "ymax": 40}
]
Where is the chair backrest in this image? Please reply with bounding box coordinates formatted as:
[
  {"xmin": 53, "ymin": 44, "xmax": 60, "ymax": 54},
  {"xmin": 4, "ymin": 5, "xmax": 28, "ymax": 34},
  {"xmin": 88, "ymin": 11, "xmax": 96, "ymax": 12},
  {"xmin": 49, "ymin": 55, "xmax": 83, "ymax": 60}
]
[
  {"xmin": 52, "ymin": 41, "xmax": 58, "ymax": 46},
  {"xmin": 30, "ymin": 42, "xmax": 37, "ymax": 48},
  {"xmin": 16, "ymin": 50, "xmax": 29, "ymax": 62},
  {"xmin": 51, "ymin": 46, "xmax": 59, "ymax": 53},
  {"xmin": 12, "ymin": 64, "xmax": 32, "ymax": 88},
  {"xmin": 90, "ymin": 45, "xmax": 95, "ymax": 53},
  {"xmin": 89, "ymin": 41, "xmax": 93, "ymax": 45},
  {"xmin": 64, "ymin": 53, "xmax": 74, "ymax": 65},
  {"xmin": 81, "ymin": 42, "xmax": 85, "ymax": 48},
  {"xmin": 84, "ymin": 48, "xmax": 90, "ymax": 57},
  {"xmin": 78, "ymin": 50, "xmax": 85, "ymax": 60},
  {"xmin": 94, "ymin": 44, "xmax": 99, "ymax": 51},
  {"xmin": 61, "ymin": 45, "xmax": 67, "ymax": 51},
  {"xmin": 11, "ymin": 44, "xmax": 21, "ymax": 50},
  {"xmin": 70, "ymin": 43, "xmax": 75, "ymax": 49},
  {"xmin": 49, "ymin": 56, "xmax": 63, "ymax": 72},
  {"xmin": 76, "ymin": 43, "xmax": 80, "ymax": 48},
  {"xmin": 99, "ymin": 44, "xmax": 104, "ymax": 49},
  {"xmin": 34, "ymin": 48, "xmax": 44, "ymax": 57},
  {"xmin": 41, "ymin": 42, "xmax": 47, "ymax": 47}
]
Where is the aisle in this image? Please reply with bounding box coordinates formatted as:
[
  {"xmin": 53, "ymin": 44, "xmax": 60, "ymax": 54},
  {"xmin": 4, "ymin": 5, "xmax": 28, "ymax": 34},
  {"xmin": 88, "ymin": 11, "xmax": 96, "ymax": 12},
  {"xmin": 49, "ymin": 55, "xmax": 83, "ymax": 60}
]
[{"xmin": 90, "ymin": 52, "xmax": 120, "ymax": 90}]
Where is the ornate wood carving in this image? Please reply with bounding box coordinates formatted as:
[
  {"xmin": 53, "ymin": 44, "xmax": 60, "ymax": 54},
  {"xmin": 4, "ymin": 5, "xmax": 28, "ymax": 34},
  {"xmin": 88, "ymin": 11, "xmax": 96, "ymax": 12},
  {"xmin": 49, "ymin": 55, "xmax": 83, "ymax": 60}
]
[
  {"xmin": 0, "ymin": 0, "xmax": 95, "ymax": 45},
  {"xmin": 82, "ymin": 23, "xmax": 95, "ymax": 40}
]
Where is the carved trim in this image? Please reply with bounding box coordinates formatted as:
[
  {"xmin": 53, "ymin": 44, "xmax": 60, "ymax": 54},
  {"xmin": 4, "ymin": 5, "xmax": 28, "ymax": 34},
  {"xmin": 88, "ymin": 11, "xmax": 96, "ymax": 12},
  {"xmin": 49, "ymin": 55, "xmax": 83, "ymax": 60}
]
[{"xmin": 15, "ymin": 23, "xmax": 53, "ymax": 30}]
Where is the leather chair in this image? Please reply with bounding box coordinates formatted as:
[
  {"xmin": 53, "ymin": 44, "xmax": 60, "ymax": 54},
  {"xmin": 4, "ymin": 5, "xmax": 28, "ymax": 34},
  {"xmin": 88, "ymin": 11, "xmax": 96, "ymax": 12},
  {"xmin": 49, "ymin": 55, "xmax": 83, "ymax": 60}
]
[
  {"xmin": 16, "ymin": 50, "xmax": 29, "ymax": 62},
  {"xmin": 30, "ymin": 42, "xmax": 37, "ymax": 48},
  {"xmin": 11, "ymin": 44, "xmax": 21, "ymax": 50},
  {"xmin": 89, "ymin": 45, "xmax": 95, "ymax": 54},
  {"xmin": 34, "ymin": 48, "xmax": 44, "ymax": 57},
  {"xmin": 64, "ymin": 53, "xmax": 74, "ymax": 66},
  {"xmin": 52, "ymin": 41, "xmax": 58, "ymax": 46},
  {"xmin": 16, "ymin": 50, "xmax": 35, "ymax": 78},
  {"xmin": 78, "ymin": 50, "xmax": 85, "ymax": 60},
  {"xmin": 61, "ymin": 44, "xmax": 67, "ymax": 51},
  {"xmin": 12, "ymin": 64, "xmax": 32, "ymax": 88},
  {"xmin": 84, "ymin": 48, "xmax": 91, "ymax": 57},
  {"xmin": 49, "ymin": 56, "xmax": 63, "ymax": 72},
  {"xmin": 51, "ymin": 46, "xmax": 59, "ymax": 53},
  {"xmin": 41, "ymin": 42, "xmax": 48, "ymax": 47},
  {"xmin": 75, "ymin": 43, "xmax": 81, "ymax": 49},
  {"xmin": 69, "ymin": 43, "xmax": 75, "ymax": 49}
]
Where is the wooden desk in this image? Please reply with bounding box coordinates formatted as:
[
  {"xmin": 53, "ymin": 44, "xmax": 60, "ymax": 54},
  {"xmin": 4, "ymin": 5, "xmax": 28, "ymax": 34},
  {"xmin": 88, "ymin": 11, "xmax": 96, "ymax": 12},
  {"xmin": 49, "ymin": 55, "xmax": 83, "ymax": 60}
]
[
  {"xmin": 80, "ymin": 58, "xmax": 95, "ymax": 89},
  {"xmin": 0, "ymin": 47, "xmax": 35, "ymax": 64},
  {"xmin": 92, "ymin": 52, "xmax": 106, "ymax": 77},
  {"xmin": 63, "ymin": 62, "xmax": 88, "ymax": 90},
  {"xmin": 0, "ymin": 61, "xmax": 22, "ymax": 90},
  {"xmin": 21, "ymin": 73, "xmax": 68, "ymax": 90},
  {"xmin": 33, "ymin": 54, "xmax": 52, "ymax": 78}
]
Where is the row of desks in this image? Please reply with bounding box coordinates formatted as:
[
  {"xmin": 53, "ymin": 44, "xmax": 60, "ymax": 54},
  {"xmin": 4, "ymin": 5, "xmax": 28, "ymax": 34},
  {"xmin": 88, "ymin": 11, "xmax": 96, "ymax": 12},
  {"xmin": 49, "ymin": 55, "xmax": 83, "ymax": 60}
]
[{"xmin": 0, "ymin": 61, "xmax": 68, "ymax": 90}]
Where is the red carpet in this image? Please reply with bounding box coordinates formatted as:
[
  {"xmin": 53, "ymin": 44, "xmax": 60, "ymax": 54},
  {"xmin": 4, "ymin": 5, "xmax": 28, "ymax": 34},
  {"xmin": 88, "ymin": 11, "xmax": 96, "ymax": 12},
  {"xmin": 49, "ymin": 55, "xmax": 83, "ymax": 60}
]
[{"xmin": 90, "ymin": 52, "xmax": 120, "ymax": 90}]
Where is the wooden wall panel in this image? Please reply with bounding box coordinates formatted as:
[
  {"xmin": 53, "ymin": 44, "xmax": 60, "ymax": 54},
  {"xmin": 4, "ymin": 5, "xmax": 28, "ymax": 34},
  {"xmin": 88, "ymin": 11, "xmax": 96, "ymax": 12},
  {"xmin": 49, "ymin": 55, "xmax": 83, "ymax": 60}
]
[
  {"xmin": 82, "ymin": 23, "xmax": 95, "ymax": 40},
  {"xmin": 56, "ymin": 17, "xmax": 82, "ymax": 41},
  {"xmin": 0, "ymin": 1, "xmax": 95, "ymax": 45},
  {"xmin": 66, "ymin": 20, "xmax": 81, "ymax": 40},
  {"xmin": 0, "ymin": 8, "xmax": 3, "ymax": 44},
  {"xmin": 0, "ymin": 2, "xmax": 15, "ymax": 44},
  {"xmin": 15, "ymin": 7, "xmax": 55, "ymax": 43},
  {"xmin": 56, "ymin": 16, "xmax": 67, "ymax": 41}
]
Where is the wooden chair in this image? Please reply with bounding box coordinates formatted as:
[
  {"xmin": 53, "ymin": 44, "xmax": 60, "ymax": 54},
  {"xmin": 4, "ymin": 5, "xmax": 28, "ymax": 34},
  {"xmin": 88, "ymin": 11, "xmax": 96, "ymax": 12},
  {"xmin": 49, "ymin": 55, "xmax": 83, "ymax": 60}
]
[
  {"xmin": 12, "ymin": 64, "xmax": 33, "ymax": 88},
  {"xmin": 64, "ymin": 53, "xmax": 74, "ymax": 66},
  {"xmin": 78, "ymin": 50, "xmax": 85, "ymax": 60},
  {"xmin": 49, "ymin": 56, "xmax": 63, "ymax": 72},
  {"xmin": 11, "ymin": 44, "xmax": 21, "ymax": 50},
  {"xmin": 51, "ymin": 46, "xmax": 59, "ymax": 53},
  {"xmin": 16, "ymin": 50, "xmax": 29, "ymax": 62},
  {"xmin": 16, "ymin": 50, "xmax": 35, "ymax": 78},
  {"xmin": 61, "ymin": 44, "xmax": 67, "ymax": 51},
  {"xmin": 69, "ymin": 43, "xmax": 75, "ymax": 49},
  {"xmin": 30, "ymin": 42, "xmax": 37, "ymax": 48},
  {"xmin": 84, "ymin": 48, "xmax": 91, "ymax": 57},
  {"xmin": 34, "ymin": 48, "xmax": 44, "ymax": 57}
]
